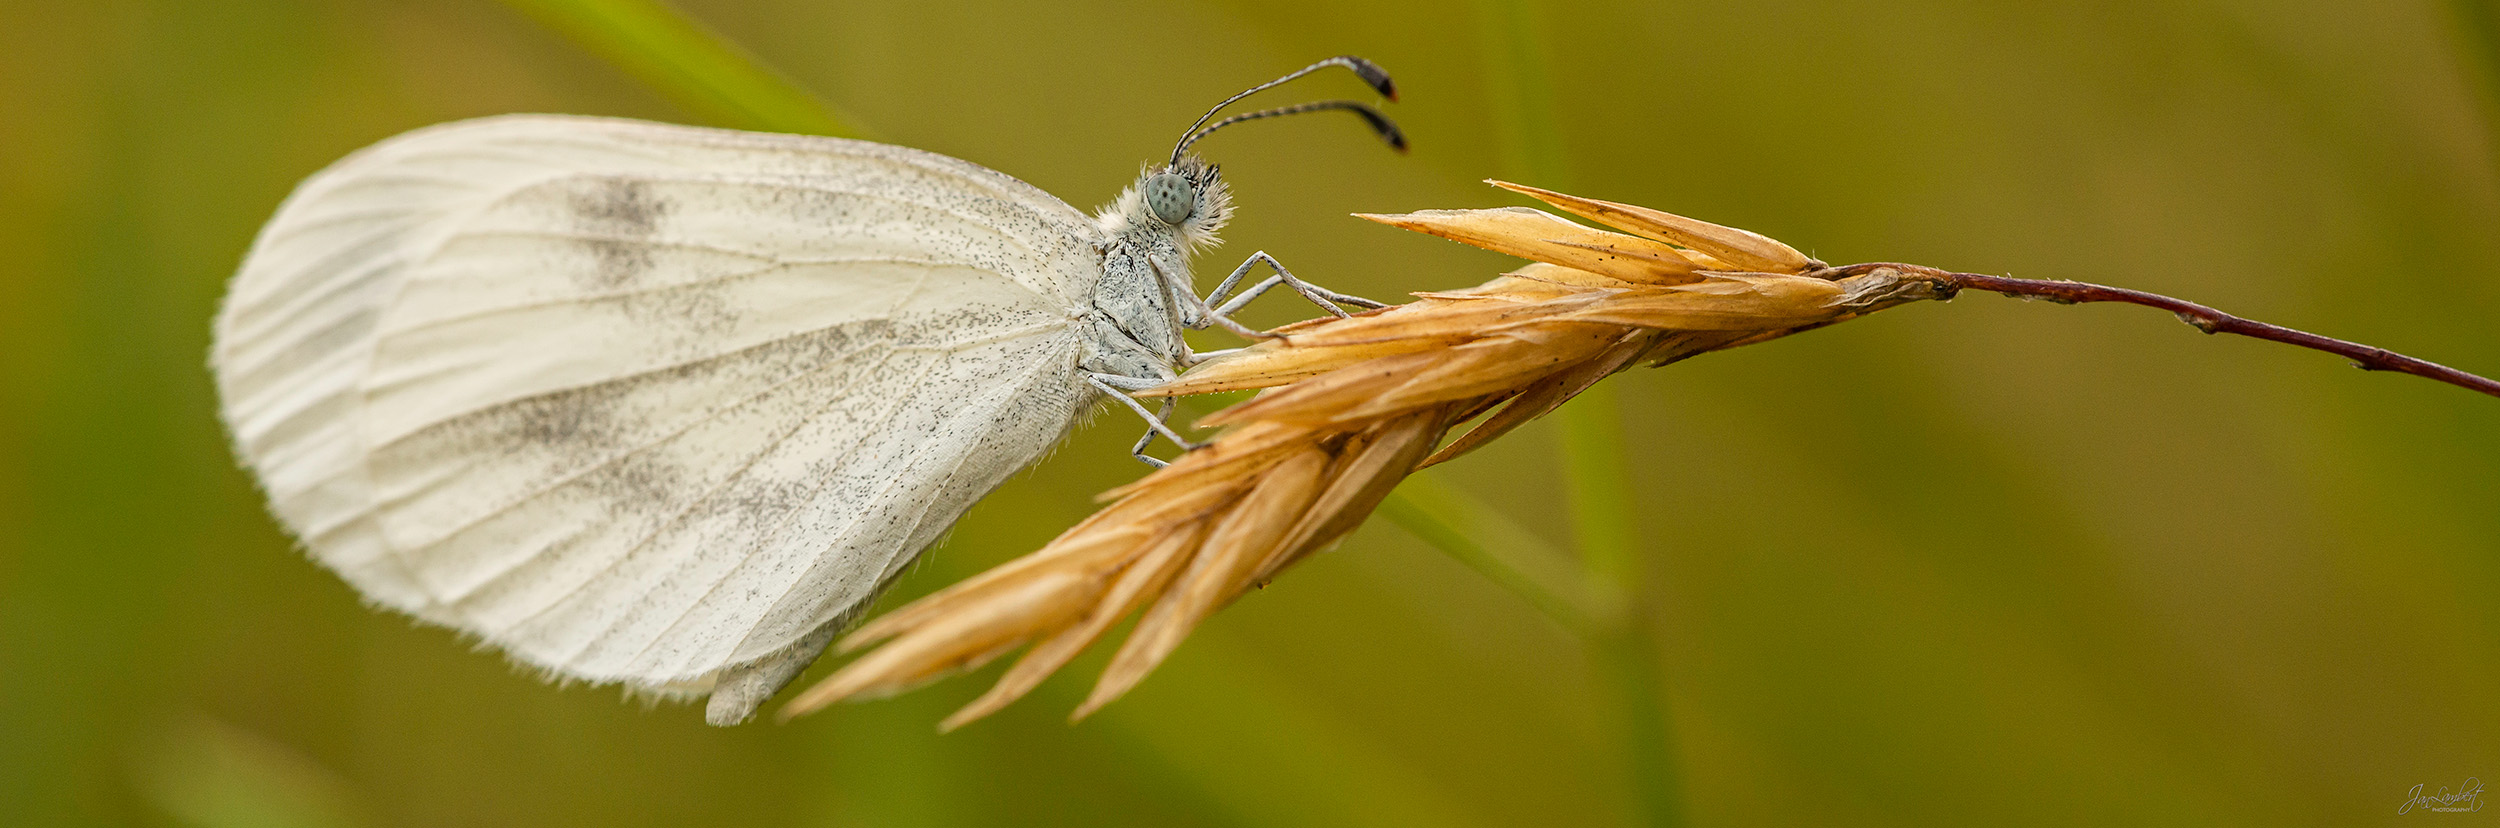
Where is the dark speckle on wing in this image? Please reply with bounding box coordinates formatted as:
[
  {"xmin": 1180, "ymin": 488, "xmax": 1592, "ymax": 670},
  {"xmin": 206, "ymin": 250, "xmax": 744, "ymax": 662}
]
[
  {"xmin": 384, "ymin": 319, "xmax": 896, "ymax": 509},
  {"xmin": 570, "ymin": 178, "xmax": 667, "ymax": 236},
  {"xmin": 568, "ymin": 179, "xmax": 672, "ymax": 290}
]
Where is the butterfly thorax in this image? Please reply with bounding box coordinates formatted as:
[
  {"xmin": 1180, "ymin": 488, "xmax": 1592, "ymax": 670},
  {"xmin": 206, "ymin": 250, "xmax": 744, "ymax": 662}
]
[{"xmin": 1078, "ymin": 156, "xmax": 1232, "ymax": 384}]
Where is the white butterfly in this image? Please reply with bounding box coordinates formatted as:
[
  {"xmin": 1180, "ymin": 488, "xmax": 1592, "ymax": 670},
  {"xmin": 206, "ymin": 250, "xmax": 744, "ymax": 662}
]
[{"xmin": 210, "ymin": 57, "xmax": 1402, "ymax": 725}]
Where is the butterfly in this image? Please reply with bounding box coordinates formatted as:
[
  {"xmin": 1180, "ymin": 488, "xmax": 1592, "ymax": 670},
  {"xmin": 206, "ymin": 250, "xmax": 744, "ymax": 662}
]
[{"xmin": 210, "ymin": 56, "xmax": 1404, "ymax": 725}]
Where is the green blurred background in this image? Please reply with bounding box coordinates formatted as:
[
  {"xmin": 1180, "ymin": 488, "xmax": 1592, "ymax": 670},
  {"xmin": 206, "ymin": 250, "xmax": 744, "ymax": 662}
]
[{"xmin": 6, "ymin": 0, "xmax": 2500, "ymax": 825}]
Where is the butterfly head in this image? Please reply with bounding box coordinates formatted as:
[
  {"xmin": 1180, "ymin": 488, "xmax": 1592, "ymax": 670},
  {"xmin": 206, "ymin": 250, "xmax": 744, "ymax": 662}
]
[
  {"xmin": 1116, "ymin": 156, "xmax": 1232, "ymax": 253},
  {"xmin": 1098, "ymin": 57, "xmax": 1404, "ymax": 254}
]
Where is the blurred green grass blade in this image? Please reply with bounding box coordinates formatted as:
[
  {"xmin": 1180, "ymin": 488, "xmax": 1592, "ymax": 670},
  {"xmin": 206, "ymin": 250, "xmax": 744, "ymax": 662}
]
[
  {"xmin": 1380, "ymin": 475, "xmax": 1612, "ymax": 634},
  {"xmin": 1555, "ymin": 384, "xmax": 1640, "ymax": 591},
  {"xmin": 2455, "ymin": 0, "xmax": 2500, "ymax": 94},
  {"xmin": 2452, "ymin": 0, "xmax": 2500, "ymax": 169},
  {"xmin": 1552, "ymin": 370, "xmax": 1686, "ymax": 828},
  {"xmin": 906, "ymin": 539, "xmax": 1483, "ymax": 828},
  {"xmin": 1468, "ymin": 0, "xmax": 1636, "ymax": 587},
  {"xmin": 499, "ymin": 0, "xmax": 866, "ymax": 138},
  {"xmin": 136, "ymin": 718, "xmax": 370, "ymax": 828},
  {"xmin": 1471, "ymin": 0, "xmax": 1570, "ymax": 187},
  {"xmin": 1089, "ymin": 645, "xmax": 1487, "ymax": 828},
  {"xmin": 1476, "ymin": 0, "xmax": 1685, "ymax": 825}
]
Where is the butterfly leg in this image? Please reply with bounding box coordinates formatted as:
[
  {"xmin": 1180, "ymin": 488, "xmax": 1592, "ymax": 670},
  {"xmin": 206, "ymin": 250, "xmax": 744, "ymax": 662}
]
[
  {"xmin": 1170, "ymin": 252, "xmax": 1388, "ymax": 368},
  {"xmin": 1204, "ymin": 251, "xmax": 1389, "ymax": 321},
  {"xmin": 1086, "ymin": 371, "xmax": 1200, "ymax": 467},
  {"xmin": 1153, "ymin": 257, "xmax": 1281, "ymax": 345},
  {"xmin": 1126, "ymin": 397, "xmax": 1181, "ymax": 468},
  {"xmin": 1171, "ymin": 252, "xmax": 1387, "ymax": 367}
]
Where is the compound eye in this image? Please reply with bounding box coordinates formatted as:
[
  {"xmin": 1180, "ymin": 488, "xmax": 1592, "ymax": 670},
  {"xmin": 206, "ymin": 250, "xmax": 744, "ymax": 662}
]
[{"xmin": 1142, "ymin": 172, "xmax": 1195, "ymax": 226}]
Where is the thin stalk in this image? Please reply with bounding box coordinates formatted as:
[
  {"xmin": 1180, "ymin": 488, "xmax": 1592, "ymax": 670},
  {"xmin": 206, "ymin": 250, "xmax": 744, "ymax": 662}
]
[
  {"xmin": 497, "ymin": 0, "xmax": 866, "ymax": 138},
  {"xmin": 1476, "ymin": 0, "xmax": 1685, "ymax": 825},
  {"xmin": 1827, "ymin": 263, "xmax": 2500, "ymax": 399}
]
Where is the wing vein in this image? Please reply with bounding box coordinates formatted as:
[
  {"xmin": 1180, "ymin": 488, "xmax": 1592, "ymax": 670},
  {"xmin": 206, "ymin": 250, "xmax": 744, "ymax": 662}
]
[
  {"xmin": 369, "ymin": 257, "xmax": 1018, "ymax": 341},
  {"xmin": 450, "ymin": 346, "xmax": 897, "ymax": 620},
  {"xmin": 375, "ymin": 335, "xmax": 895, "ymax": 555},
  {"xmin": 713, "ymin": 348, "xmax": 1076, "ymax": 666},
  {"xmin": 549, "ymin": 348, "xmax": 934, "ymax": 670},
  {"xmin": 354, "ymin": 308, "xmax": 1072, "ymax": 454}
]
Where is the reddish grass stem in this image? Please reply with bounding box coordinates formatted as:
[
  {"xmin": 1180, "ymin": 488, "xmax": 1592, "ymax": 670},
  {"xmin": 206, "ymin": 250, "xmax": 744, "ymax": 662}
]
[{"xmin": 1825, "ymin": 263, "xmax": 2500, "ymax": 400}]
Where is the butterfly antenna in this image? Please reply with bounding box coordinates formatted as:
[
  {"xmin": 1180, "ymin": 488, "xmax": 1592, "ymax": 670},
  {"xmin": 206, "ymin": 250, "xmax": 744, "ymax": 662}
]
[
  {"xmin": 1171, "ymin": 100, "xmax": 1407, "ymax": 161},
  {"xmin": 1171, "ymin": 55, "xmax": 1398, "ymax": 165}
]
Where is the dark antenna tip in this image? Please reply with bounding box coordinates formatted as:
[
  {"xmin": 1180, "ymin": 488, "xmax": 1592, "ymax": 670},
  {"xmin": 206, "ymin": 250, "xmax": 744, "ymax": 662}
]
[
  {"xmin": 1345, "ymin": 103, "xmax": 1407, "ymax": 152},
  {"xmin": 1336, "ymin": 54, "xmax": 1399, "ymax": 102}
]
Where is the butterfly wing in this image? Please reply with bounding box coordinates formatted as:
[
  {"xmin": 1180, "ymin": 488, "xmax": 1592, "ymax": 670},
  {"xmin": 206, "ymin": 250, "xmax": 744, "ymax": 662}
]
[{"xmin": 212, "ymin": 115, "xmax": 1107, "ymax": 707}]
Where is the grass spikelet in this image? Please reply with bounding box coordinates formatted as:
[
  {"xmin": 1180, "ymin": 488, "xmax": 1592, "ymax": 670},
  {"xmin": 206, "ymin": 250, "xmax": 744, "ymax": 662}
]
[{"xmin": 782, "ymin": 181, "xmax": 1954, "ymax": 727}]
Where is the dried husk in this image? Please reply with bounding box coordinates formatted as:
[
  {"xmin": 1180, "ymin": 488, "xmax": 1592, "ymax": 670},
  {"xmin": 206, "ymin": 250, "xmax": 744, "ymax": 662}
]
[{"xmin": 780, "ymin": 182, "xmax": 1949, "ymax": 727}]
